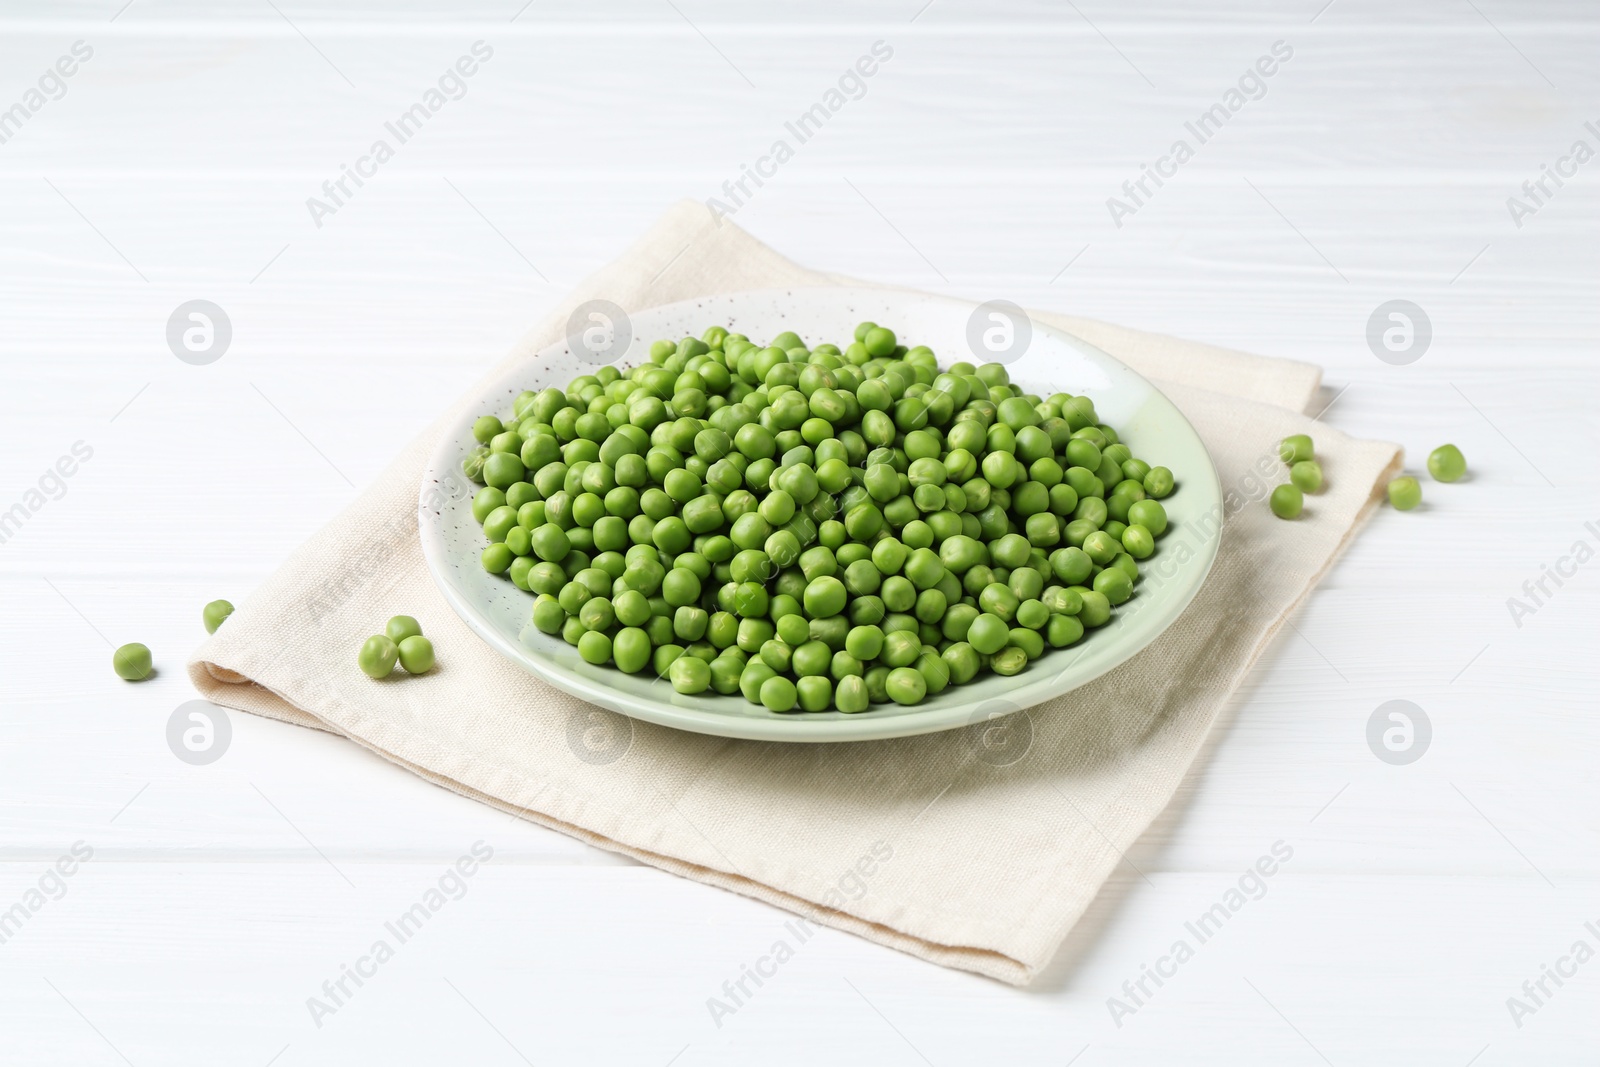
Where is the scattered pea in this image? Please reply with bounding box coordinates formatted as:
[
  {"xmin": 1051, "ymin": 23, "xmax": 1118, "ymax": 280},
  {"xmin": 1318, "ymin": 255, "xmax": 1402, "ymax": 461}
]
[
  {"xmin": 1427, "ymin": 444, "xmax": 1466, "ymax": 483},
  {"xmin": 1388, "ymin": 475, "xmax": 1422, "ymax": 511},
  {"xmin": 1269, "ymin": 483, "xmax": 1304, "ymax": 519},
  {"xmin": 1279, "ymin": 434, "xmax": 1314, "ymax": 464},
  {"xmin": 397, "ymin": 635, "xmax": 435, "ymax": 674},
  {"xmin": 202, "ymin": 599, "xmax": 234, "ymax": 634},
  {"xmin": 113, "ymin": 642, "xmax": 153, "ymax": 681},
  {"xmin": 385, "ymin": 615, "xmax": 423, "ymax": 643},
  {"xmin": 359, "ymin": 635, "xmax": 399, "ymax": 678},
  {"xmin": 1290, "ymin": 460, "xmax": 1323, "ymax": 494}
]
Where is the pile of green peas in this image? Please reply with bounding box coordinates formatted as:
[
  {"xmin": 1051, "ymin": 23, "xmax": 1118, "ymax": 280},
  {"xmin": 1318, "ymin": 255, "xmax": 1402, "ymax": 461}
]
[{"xmin": 463, "ymin": 322, "xmax": 1176, "ymax": 713}]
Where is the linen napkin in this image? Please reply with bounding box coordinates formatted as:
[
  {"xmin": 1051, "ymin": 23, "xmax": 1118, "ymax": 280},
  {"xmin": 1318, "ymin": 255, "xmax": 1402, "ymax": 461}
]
[{"xmin": 190, "ymin": 200, "xmax": 1401, "ymax": 985}]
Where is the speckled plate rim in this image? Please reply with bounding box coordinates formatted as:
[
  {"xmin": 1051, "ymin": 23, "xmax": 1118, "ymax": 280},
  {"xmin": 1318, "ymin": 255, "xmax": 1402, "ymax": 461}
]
[{"xmin": 420, "ymin": 287, "xmax": 1221, "ymax": 742}]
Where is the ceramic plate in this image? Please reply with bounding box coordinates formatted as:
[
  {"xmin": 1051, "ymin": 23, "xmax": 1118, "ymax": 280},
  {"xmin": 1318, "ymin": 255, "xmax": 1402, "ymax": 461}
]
[{"xmin": 420, "ymin": 288, "xmax": 1221, "ymax": 742}]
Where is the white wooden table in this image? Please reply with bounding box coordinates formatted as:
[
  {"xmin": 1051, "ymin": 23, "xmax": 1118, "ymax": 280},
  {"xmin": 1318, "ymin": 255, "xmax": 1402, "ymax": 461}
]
[{"xmin": 3, "ymin": 2, "xmax": 1596, "ymax": 1063}]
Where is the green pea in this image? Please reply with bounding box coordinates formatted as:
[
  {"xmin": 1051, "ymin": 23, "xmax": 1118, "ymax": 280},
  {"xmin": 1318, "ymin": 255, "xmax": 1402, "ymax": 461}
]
[
  {"xmin": 1126, "ymin": 499, "xmax": 1167, "ymax": 537},
  {"xmin": 669, "ymin": 655, "xmax": 711, "ymax": 694},
  {"xmin": 803, "ymin": 575, "xmax": 847, "ymax": 618},
  {"xmin": 384, "ymin": 615, "xmax": 422, "ymax": 643},
  {"xmin": 1093, "ymin": 567, "xmax": 1133, "ymax": 605},
  {"xmin": 472, "ymin": 415, "xmax": 504, "ymax": 444},
  {"xmin": 1143, "ymin": 466, "xmax": 1174, "ymax": 498},
  {"xmin": 760, "ymin": 674, "xmax": 798, "ymax": 712},
  {"xmin": 792, "ymin": 640, "xmax": 832, "ymax": 677},
  {"xmin": 966, "ymin": 613, "xmax": 1009, "ymax": 655},
  {"xmin": 358, "ymin": 635, "xmax": 398, "ymax": 678},
  {"xmin": 1008, "ymin": 626, "xmax": 1045, "ymax": 661},
  {"xmin": 1279, "ymin": 434, "xmax": 1314, "ymax": 464},
  {"xmin": 1120, "ymin": 524, "xmax": 1158, "ymax": 559},
  {"xmin": 835, "ymin": 674, "xmax": 870, "ymax": 712},
  {"xmin": 1290, "ymin": 460, "xmax": 1323, "ymax": 493},
  {"xmin": 112, "ymin": 642, "xmax": 153, "ymax": 681},
  {"xmin": 482, "ymin": 543, "xmax": 513, "ymax": 574},
  {"xmin": 709, "ymin": 654, "xmax": 745, "ymax": 694},
  {"xmin": 1388, "ymin": 476, "xmax": 1422, "ymax": 510},
  {"xmin": 1078, "ymin": 590, "xmax": 1112, "ymax": 627},
  {"xmin": 612, "ymin": 627, "xmax": 651, "ymax": 673},
  {"xmin": 1049, "ymin": 546, "xmax": 1092, "ymax": 586},
  {"xmin": 577, "ymin": 630, "xmax": 612, "ymax": 666},
  {"xmin": 1270, "ymin": 483, "xmax": 1304, "ymax": 519},
  {"xmin": 1046, "ymin": 614, "xmax": 1084, "ymax": 648},
  {"xmin": 1428, "ymin": 444, "xmax": 1466, "ymax": 483},
  {"xmin": 531, "ymin": 594, "xmax": 564, "ymax": 634},
  {"xmin": 202, "ymin": 599, "xmax": 235, "ymax": 634},
  {"xmin": 989, "ymin": 645, "xmax": 1028, "ymax": 676},
  {"xmin": 1082, "ymin": 531, "xmax": 1120, "ymax": 565},
  {"xmin": 884, "ymin": 667, "xmax": 927, "ymax": 705},
  {"xmin": 483, "ymin": 452, "xmax": 525, "ymax": 490},
  {"xmin": 940, "ymin": 641, "xmax": 979, "ymax": 683}
]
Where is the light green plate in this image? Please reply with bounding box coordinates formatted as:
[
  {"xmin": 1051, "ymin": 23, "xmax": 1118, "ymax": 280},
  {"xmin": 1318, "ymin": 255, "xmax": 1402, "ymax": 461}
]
[{"xmin": 420, "ymin": 288, "xmax": 1221, "ymax": 742}]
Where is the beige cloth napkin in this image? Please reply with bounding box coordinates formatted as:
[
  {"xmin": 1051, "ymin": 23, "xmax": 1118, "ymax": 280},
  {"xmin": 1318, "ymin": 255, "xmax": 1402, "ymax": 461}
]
[{"xmin": 190, "ymin": 201, "xmax": 1401, "ymax": 985}]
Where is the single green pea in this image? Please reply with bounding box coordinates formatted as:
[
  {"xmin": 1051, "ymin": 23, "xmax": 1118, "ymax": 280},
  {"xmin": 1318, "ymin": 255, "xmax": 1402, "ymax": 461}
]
[
  {"xmin": 988, "ymin": 645, "xmax": 1028, "ymax": 676},
  {"xmin": 835, "ymin": 674, "xmax": 870, "ymax": 712},
  {"xmin": 1270, "ymin": 483, "xmax": 1304, "ymax": 519},
  {"xmin": 396, "ymin": 635, "xmax": 435, "ymax": 674},
  {"xmin": 796, "ymin": 675, "xmax": 833, "ymax": 711},
  {"xmin": 531, "ymin": 594, "xmax": 565, "ymax": 634},
  {"xmin": 792, "ymin": 640, "xmax": 832, "ymax": 677},
  {"xmin": 884, "ymin": 666, "xmax": 926, "ymax": 705},
  {"xmin": 1120, "ymin": 524, "xmax": 1155, "ymax": 560},
  {"xmin": 760, "ymin": 674, "xmax": 798, "ymax": 712},
  {"xmin": 1082, "ymin": 530, "xmax": 1120, "ymax": 565},
  {"xmin": 1138, "ymin": 466, "xmax": 1171, "ymax": 499},
  {"xmin": 941, "ymin": 641, "xmax": 980, "ymax": 684},
  {"xmin": 472, "ymin": 415, "xmax": 504, "ymax": 444},
  {"xmin": 1093, "ymin": 567, "xmax": 1133, "ymax": 605},
  {"xmin": 1427, "ymin": 444, "xmax": 1466, "ymax": 483},
  {"xmin": 881, "ymin": 630, "xmax": 921, "ymax": 668},
  {"xmin": 1387, "ymin": 476, "xmax": 1422, "ymax": 511},
  {"xmin": 385, "ymin": 615, "xmax": 423, "ymax": 643},
  {"xmin": 1078, "ymin": 590, "xmax": 1112, "ymax": 628},
  {"xmin": 613, "ymin": 627, "xmax": 652, "ymax": 673},
  {"xmin": 358, "ymin": 635, "xmax": 399, "ymax": 679},
  {"xmin": 1046, "ymin": 614, "xmax": 1084, "ymax": 648},
  {"xmin": 482, "ymin": 543, "xmax": 513, "ymax": 574},
  {"xmin": 483, "ymin": 451, "xmax": 525, "ymax": 490},
  {"xmin": 803, "ymin": 575, "xmax": 847, "ymax": 618},
  {"xmin": 967, "ymin": 613, "xmax": 1009, "ymax": 655},
  {"xmin": 112, "ymin": 642, "xmax": 153, "ymax": 681},
  {"xmin": 1290, "ymin": 460, "xmax": 1323, "ymax": 493},
  {"xmin": 1279, "ymin": 434, "xmax": 1314, "ymax": 464},
  {"xmin": 669, "ymin": 654, "xmax": 712, "ymax": 694},
  {"xmin": 577, "ymin": 630, "xmax": 612, "ymax": 666},
  {"xmin": 202, "ymin": 599, "xmax": 234, "ymax": 634}
]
